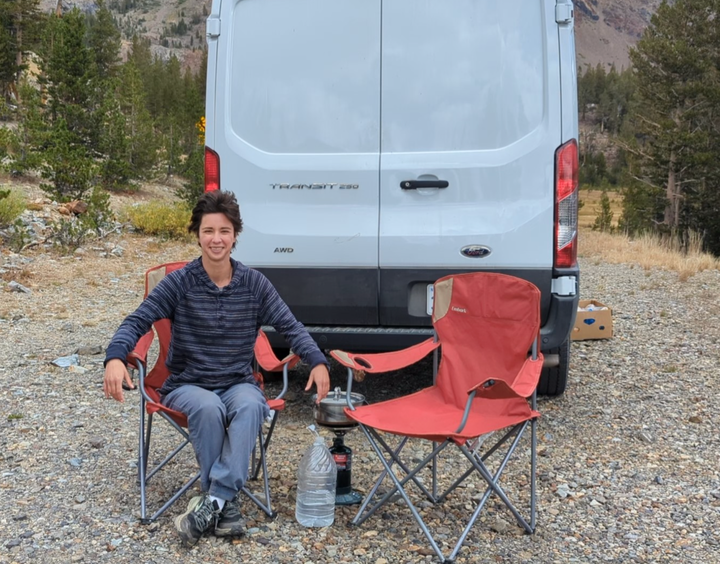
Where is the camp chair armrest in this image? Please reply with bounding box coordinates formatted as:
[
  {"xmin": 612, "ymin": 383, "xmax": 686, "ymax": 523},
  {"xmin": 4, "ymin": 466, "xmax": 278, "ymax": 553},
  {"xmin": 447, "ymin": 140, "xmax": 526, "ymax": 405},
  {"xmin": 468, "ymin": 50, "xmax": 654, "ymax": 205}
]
[
  {"xmin": 455, "ymin": 389, "xmax": 477, "ymax": 433},
  {"xmin": 254, "ymin": 330, "xmax": 299, "ymax": 401},
  {"xmin": 126, "ymin": 330, "xmax": 155, "ymax": 370},
  {"xmin": 467, "ymin": 355, "xmax": 545, "ymax": 399},
  {"xmin": 254, "ymin": 330, "xmax": 300, "ymax": 372},
  {"xmin": 330, "ymin": 338, "xmax": 440, "ymax": 373}
]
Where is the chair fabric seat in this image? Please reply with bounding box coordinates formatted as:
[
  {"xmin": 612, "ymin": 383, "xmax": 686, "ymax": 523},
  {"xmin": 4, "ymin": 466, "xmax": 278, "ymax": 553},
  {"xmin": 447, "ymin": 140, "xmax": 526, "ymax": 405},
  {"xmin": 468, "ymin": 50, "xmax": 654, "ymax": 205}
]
[
  {"xmin": 345, "ymin": 386, "xmax": 538, "ymax": 444},
  {"xmin": 145, "ymin": 395, "xmax": 285, "ymax": 428}
]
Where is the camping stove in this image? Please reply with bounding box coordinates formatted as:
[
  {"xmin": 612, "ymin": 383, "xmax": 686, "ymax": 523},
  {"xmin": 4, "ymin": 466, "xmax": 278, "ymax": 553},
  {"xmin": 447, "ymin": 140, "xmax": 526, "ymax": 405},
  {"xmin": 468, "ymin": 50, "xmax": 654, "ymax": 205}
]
[
  {"xmin": 312, "ymin": 387, "xmax": 365, "ymax": 505},
  {"xmin": 326, "ymin": 427, "xmax": 363, "ymax": 505}
]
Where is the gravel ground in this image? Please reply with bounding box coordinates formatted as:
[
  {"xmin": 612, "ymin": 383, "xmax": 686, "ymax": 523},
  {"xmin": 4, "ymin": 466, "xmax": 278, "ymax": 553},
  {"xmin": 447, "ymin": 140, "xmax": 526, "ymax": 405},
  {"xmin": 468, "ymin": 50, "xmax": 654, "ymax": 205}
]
[{"xmin": 1, "ymin": 231, "xmax": 719, "ymax": 564}]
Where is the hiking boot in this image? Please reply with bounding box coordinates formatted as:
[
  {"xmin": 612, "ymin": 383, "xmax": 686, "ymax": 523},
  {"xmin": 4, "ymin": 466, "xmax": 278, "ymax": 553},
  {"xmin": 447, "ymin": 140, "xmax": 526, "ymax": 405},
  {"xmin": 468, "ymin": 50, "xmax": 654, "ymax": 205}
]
[
  {"xmin": 174, "ymin": 494, "xmax": 219, "ymax": 546},
  {"xmin": 214, "ymin": 497, "xmax": 244, "ymax": 537}
]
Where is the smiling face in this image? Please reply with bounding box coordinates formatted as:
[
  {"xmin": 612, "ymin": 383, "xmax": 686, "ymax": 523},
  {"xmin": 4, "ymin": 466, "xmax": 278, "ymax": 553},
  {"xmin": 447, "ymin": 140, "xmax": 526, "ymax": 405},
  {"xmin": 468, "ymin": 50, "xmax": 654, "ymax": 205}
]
[{"xmin": 198, "ymin": 212, "xmax": 236, "ymax": 266}]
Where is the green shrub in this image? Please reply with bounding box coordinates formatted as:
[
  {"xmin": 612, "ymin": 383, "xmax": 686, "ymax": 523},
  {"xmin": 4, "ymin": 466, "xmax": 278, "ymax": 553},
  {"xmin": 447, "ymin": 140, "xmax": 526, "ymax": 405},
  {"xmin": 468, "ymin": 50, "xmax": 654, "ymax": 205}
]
[
  {"xmin": 0, "ymin": 188, "xmax": 26, "ymax": 227},
  {"xmin": 123, "ymin": 201, "xmax": 192, "ymax": 240},
  {"xmin": 6, "ymin": 219, "xmax": 32, "ymax": 252},
  {"xmin": 49, "ymin": 217, "xmax": 92, "ymax": 253}
]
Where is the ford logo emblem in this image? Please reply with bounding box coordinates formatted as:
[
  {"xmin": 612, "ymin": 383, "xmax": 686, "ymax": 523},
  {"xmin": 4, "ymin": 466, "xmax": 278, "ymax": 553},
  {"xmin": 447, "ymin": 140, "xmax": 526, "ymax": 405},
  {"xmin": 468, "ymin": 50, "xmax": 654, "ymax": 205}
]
[{"xmin": 460, "ymin": 245, "xmax": 492, "ymax": 259}]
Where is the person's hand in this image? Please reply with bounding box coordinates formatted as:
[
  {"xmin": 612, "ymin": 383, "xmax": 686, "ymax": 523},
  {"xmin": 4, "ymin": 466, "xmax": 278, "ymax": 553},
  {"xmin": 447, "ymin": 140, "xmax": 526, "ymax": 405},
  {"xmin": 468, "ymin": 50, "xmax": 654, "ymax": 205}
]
[
  {"xmin": 103, "ymin": 358, "xmax": 134, "ymax": 402},
  {"xmin": 305, "ymin": 364, "xmax": 330, "ymax": 403}
]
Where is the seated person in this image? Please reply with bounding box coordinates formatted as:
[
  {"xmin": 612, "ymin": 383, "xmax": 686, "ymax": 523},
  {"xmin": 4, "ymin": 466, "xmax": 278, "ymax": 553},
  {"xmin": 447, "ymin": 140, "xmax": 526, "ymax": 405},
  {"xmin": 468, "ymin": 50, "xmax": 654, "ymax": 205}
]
[{"xmin": 103, "ymin": 189, "xmax": 330, "ymax": 545}]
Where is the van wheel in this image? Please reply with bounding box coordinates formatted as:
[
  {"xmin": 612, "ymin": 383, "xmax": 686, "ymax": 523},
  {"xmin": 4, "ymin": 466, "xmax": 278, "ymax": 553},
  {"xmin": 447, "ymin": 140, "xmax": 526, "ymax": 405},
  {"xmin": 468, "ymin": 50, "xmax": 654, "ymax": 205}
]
[{"xmin": 537, "ymin": 339, "xmax": 569, "ymax": 396}]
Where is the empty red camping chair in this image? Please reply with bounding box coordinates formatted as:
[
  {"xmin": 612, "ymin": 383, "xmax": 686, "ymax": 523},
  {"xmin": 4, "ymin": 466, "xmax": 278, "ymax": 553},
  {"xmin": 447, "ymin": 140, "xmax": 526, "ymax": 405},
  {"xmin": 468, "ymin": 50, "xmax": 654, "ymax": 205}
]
[
  {"xmin": 125, "ymin": 262, "xmax": 299, "ymax": 523},
  {"xmin": 330, "ymin": 272, "xmax": 544, "ymax": 563}
]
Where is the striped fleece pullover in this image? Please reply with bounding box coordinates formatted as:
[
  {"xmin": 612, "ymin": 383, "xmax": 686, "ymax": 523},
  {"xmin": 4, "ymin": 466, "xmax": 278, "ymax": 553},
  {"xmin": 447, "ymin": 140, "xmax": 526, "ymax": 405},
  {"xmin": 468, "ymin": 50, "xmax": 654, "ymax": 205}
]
[{"xmin": 104, "ymin": 257, "xmax": 328, "ymax": 395}]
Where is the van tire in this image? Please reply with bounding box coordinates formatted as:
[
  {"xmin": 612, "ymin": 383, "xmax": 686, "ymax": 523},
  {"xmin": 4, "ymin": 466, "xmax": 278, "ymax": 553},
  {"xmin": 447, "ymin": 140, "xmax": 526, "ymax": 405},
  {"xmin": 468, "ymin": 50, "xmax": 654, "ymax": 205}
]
[{"xmin": 538, "ymin": 339, "xmax": 569, "ymax": 396}]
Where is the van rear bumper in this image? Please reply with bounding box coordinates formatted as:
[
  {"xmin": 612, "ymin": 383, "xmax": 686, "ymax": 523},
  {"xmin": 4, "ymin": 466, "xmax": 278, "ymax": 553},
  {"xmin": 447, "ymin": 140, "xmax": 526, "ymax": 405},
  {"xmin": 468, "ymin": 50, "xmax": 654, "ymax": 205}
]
[{"xmin": 262, "ymin": 266, "xmax": 579, "ymax": 353}]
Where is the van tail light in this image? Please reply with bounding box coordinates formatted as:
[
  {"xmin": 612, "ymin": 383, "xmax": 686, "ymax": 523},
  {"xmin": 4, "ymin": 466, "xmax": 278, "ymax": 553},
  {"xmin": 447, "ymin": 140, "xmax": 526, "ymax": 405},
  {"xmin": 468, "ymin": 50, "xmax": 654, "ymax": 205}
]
[
  {"xmin": 204, "ymin": 147, "xmax": 220, "ymax": 192},
  {"xmin": 554, "ymin": 139, "xmax": 578, "ymax": 268}
]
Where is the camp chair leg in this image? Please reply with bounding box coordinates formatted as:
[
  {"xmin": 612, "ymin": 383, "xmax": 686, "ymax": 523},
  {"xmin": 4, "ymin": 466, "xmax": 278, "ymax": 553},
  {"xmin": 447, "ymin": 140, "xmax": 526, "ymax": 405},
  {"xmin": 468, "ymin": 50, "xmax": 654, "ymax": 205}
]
[
  {"xmin": 530, "ymin": 416, "xmax": 537, "ymax": 531},
  {"xmin": 147, "ymin": 471, "xmax": 200, "ymax": 523},
  {"xmin": 463, "ymin": 423, "xmax": 534, "ymax": 529},
  {"xmin": 139, "ymin": 404, "xmax": 149, "ymax": 522},
  {"xmin": 354, "ymin": 431, "xmax": 448, "ymax": 528},
  {"xmin": 437, "ymin": 425, "xmax": 521, "ymax": 503},
  {"xmin": 145, "ymin": 413, "xmax": 192, "ymax": 482},
  {"xmin": 138, "ymin": 409, "xmax": 198, "ymax": 523},
  {"xmin": 444, "ymin": 424, "xmax": 533, "ymax": 562},
  {"xmin": 371, "ymin": 431, "xmax": 439, "ymax": 501},
  {"xmin": 358, "ymin": 425, "xmax": 448, "ymax": 563},
  {"xmin": 351, "ymin": 435, "xmax": 409, "ymax": 525},
  {"xmin": 242, "ymin": 425, "xmax": 276, "ymax": 518},
  {"xmin": 252, "ymin": 409, "xmax": 279, "ymax": 481},
  {"xmin": 351, "ymin": 435, "xmax": 410, "ymax": 526},
  {"xmin": 142, "ymin": 414, "xmax": 153, "ymax": 474},
  {"xmin": 432, "ymin": 441, "xmax": 439, "ymax": 499}
]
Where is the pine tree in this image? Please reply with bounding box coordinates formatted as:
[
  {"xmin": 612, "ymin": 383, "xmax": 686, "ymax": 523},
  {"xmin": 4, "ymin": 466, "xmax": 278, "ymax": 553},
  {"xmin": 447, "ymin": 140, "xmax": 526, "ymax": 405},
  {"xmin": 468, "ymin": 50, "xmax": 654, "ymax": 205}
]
[
  {"xmin": 8, "ymin": 78, "xmax": 46, "ymax": 175},
  {"xmin": 97, "ymin": 85, "xmax": 133, "ymax": 190},
  {"xmin": 86, "ymin": 0, "xmax": 121, "ymax": 80},
  {"xmin": 42, "ymin": 9, "xmax": 97, "ymax": 145},
  {"xmin": 592, "ymin": 190, "xmax": 614, "ymax": 232},
  {"xmin": 116, "ymin": 59, "xmax": 158, "ymax": 181},
  {"xmin": 39, "ymin": 9, "xmax": 99, "ymax": 201},
  {"xmin": 40, "ymin": 117, "xmax": 96, "ymax": 202},
  {"xmin": 0, "ymin": 0, "xmax": 42, "ymax": 101},
  {"xmin": 625, "ymin": 0, "xmax": 720, "ymax": 242}
]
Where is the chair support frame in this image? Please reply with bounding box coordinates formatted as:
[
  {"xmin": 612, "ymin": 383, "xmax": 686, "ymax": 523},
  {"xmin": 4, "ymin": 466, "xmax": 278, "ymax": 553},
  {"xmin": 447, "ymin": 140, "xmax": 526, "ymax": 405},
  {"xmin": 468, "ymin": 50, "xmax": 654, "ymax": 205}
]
[
  {"xmin": 134, "ymin": 358, "xmax": 290, "ymax": 524},
  {"xmin": 340, "ymin": 329, "xmax": 541, "ymax": 563}
]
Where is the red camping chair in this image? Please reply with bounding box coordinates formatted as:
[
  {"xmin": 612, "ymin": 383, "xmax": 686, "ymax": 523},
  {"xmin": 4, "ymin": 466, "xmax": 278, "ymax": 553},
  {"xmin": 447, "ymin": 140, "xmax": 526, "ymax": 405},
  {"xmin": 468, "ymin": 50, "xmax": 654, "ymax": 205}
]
[
  {"xmin": 330, "ymin": 272, "xmax": 544, "ymax": 563},
  {"xmin": 124, "ymin": 262, "xmax": 299, "ymax": 523}
]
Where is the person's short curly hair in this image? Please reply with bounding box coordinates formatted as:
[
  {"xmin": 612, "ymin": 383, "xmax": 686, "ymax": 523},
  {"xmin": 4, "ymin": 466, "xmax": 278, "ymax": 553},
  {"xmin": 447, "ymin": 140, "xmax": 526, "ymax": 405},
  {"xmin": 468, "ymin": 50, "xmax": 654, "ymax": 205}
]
[{"xmin": 188, "ymin": 190, "xmax": 243, "ymax": 249}]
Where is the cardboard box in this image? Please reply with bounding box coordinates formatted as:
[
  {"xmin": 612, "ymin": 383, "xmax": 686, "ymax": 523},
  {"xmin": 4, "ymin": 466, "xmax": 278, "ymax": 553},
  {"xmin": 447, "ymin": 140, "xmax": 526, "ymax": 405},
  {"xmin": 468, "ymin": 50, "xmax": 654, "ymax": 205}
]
[{"xmin": 572, "ymin": 299, "xmax": 613, "ymax": 341}]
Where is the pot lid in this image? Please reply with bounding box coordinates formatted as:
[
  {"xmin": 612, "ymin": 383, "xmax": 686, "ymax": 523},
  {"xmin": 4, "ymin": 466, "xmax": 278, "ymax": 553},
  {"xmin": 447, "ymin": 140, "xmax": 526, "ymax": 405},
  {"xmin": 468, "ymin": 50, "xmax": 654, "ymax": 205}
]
[{"xmin": 316, "ymin": 386, "xmax": 366, "ymax": 406}]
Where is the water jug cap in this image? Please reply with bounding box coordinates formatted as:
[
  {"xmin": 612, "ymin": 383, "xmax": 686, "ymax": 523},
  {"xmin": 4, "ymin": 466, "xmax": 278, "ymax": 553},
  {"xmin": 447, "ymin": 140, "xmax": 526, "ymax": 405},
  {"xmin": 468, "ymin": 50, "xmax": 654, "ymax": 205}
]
[{"xmin": 307, "ymin": 424, "xmax": 324, "ymax": 444}]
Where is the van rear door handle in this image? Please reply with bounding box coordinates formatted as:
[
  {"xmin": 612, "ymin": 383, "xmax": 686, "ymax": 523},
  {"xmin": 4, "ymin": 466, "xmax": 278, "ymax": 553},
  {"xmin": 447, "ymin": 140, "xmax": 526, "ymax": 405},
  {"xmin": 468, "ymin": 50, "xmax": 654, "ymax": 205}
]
[{"xmin": 400, "ymin": 180, "xmax": 449, "ymax": 190}]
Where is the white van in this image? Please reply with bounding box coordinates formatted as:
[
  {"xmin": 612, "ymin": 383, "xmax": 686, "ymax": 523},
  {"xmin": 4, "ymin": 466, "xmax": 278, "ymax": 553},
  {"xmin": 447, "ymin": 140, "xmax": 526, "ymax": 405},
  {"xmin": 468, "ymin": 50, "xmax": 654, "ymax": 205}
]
[{"xmin": 204, "ymin": 0, "xmax": 579, "ymax": 395}]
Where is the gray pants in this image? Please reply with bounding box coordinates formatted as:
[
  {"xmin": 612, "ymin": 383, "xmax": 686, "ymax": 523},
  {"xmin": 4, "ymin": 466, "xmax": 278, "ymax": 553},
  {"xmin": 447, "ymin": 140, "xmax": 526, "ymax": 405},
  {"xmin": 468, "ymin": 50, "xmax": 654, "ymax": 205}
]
[{"xmin": 162, "ymin": 382, "xmax": 269, "ymax": 501}]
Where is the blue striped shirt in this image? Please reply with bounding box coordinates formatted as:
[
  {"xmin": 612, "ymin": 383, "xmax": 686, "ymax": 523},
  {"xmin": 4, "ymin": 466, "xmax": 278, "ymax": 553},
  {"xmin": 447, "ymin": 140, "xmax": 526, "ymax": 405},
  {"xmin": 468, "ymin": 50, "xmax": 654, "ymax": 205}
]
[{"xmin": 104, "ymin": 258, "xmax": 328, "ymax": 395}]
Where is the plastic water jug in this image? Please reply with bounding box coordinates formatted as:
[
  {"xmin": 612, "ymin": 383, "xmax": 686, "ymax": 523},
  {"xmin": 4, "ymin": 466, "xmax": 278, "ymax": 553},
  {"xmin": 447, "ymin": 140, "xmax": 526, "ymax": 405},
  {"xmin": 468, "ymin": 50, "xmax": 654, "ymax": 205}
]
[{"xmin": 295, "ymin": 425, "xmax": 337, "ymax": 527}]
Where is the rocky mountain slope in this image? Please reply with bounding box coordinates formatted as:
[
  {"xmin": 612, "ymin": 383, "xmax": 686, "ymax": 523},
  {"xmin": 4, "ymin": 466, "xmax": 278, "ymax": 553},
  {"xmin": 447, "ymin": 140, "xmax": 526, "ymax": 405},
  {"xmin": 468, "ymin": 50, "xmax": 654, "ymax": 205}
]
[
  {"xmin": 43, "ymin": 0, "xmax": 659, "ymax": 71},
  {"xmin": 574, "ymin": 0, "xmax": 664, "ymax": 69}
]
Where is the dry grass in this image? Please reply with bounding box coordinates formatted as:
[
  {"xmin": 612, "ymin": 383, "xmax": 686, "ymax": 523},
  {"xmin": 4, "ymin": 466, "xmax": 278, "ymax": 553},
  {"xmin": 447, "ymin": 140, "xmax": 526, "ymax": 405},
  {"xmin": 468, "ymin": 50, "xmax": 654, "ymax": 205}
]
[
  {"xmin": 580, "ymin": 229, "xmax": 720, "ymax": 280},
  {"xmin": 578, "ymin": 189, "xmax": 623, "ymax": 229},
  {"xmin": 0, "ymin": 267, "xmax": 33, "ymax": 285},
  {"xmin": 578, "ymin": 189, "xmax": 720, "ymax": 279}
]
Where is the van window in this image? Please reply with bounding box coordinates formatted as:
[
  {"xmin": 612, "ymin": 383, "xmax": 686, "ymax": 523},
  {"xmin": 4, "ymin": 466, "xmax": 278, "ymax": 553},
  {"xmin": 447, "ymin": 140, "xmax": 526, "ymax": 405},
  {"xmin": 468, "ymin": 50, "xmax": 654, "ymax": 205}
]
[
  {"xmin": 382, "ymin": 1, "xmax": 546, "ymax": 153},
  {"xmin": 229, "ymin": 0, "xmax": 381, "ymax": 154}
]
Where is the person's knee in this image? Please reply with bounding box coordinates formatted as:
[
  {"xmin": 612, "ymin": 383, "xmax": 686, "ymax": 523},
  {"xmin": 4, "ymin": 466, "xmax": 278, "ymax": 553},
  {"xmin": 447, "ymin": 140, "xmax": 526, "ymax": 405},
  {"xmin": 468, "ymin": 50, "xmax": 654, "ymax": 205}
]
[
  {"xmin": 189, "ymin": 395, "xmax": 226, "ymax": 426},
  {"xmin": 228, "ymin": 395, "xmax": 266, "ymax": 422}
]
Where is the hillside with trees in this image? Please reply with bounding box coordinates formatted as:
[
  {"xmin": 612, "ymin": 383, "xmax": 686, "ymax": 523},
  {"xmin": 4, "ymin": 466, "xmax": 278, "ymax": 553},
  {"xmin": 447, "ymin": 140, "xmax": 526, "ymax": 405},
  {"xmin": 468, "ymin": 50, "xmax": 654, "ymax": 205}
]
[
  {"xmin": 0, "ymin": 0, "xmax": 206, "ymax": 245},
  {"xmin": 3, "ymin": 0, "xmax": 720, "ymax": 258},
  {"xmin": 579, "ymin": 0, "xmax": 720, "ymax": 256}
]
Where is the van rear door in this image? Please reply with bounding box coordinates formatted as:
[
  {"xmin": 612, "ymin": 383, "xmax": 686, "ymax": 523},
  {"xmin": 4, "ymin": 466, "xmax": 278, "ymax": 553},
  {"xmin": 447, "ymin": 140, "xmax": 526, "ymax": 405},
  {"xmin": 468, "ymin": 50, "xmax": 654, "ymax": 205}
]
[
  {"xmin": 378, "ymin": 1, "xmax": 562, "ymax": 325},
  {"xmin": 214, "ymin": 0, "xmax": 382, "ymax": 325}
]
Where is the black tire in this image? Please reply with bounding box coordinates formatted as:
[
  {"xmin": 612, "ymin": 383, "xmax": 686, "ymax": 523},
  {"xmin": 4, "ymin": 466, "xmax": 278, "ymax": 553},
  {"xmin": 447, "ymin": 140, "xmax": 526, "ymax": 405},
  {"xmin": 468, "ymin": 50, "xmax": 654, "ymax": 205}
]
[{"xmin": 537, "ymin": 339, "xmax": 570, "ymax": 396}]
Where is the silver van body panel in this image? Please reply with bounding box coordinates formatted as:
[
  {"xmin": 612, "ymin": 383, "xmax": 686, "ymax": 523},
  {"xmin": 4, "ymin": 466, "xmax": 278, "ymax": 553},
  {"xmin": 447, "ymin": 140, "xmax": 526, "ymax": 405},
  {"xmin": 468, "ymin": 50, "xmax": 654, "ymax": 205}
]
[{"xmin": 206, "ymin": 0, "xmax": 579, "ymax": 350}]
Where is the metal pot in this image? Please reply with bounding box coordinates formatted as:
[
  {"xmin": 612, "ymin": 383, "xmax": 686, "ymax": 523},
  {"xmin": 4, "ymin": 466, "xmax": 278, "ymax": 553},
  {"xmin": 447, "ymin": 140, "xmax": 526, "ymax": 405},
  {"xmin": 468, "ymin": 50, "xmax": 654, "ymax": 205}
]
[{"xmin": 312, "ymin": 386, "xmax": 366, "ymax": 427}]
